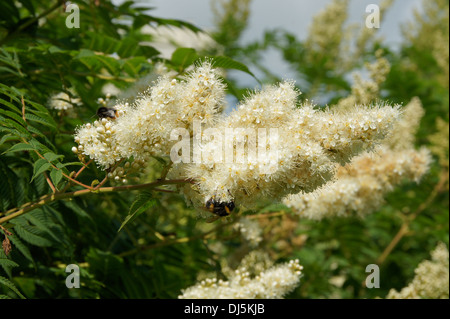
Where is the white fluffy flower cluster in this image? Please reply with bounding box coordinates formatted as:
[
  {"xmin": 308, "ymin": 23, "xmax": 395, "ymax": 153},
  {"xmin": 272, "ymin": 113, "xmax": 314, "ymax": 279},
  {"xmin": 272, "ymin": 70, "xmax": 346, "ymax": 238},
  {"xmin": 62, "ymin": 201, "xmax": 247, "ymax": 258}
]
[
  {"xmin": 178, "ymin": 258, "xmax": 303, "ymax": 299},
  {"xmin": 73, "ymin": 103, "xmax": 128, "ymax": 169},
  {"xmin": 73, "ymin": 62, "xmax": 401, "ymax": 212},
  {"xmin": 181, "ymin": 80, "xmax": 400, "ymax": 209},
  {"xmin": 73, "ymin": 62, "xmax": 226, "ymax": 171},
  {"xmin": 283, "ymin": 146, "xmax": 432, "ymax": 220},
  {"xmin": 283, "ymin": 97, "xmax": 432, "ymax": 220},
  {"xmin": 387, "ymin": 242, "xmax": 449, "ymax": 299}
]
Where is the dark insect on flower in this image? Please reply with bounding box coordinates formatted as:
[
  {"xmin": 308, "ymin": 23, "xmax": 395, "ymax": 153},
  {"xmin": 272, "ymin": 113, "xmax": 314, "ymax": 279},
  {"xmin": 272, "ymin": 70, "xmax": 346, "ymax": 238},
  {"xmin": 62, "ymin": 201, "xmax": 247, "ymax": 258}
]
[
  {"xmin": 96, "ymin": 107, "xmax": 118, "ymax": 119},
  {"xmin": 205, "ymin": 198, "xmax": 235, "ymax": 218},
  {"xmin": 205, "ymin": 198, "xmax": 235, "ymax": 223}
]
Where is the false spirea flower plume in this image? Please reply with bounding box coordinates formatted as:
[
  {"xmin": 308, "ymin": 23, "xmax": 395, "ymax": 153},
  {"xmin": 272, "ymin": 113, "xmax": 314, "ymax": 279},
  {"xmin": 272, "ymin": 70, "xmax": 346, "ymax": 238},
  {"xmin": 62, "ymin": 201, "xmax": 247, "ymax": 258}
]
[
  {"xmin": 178, "ymin": 81, "xmax": 400, "ymax": 210},
  {"xmin": 73, "ymin": 62, "xmax": 226, "ymax": 182},
  {"xmin": 386, "ymin": 242, "xmax": 449, "ymax": 299},
  {"xmin": 283, "ymin": 97, "xmax": 432, "ymax": 220},
  {"xmin": 178, "ymin": 253, "xmax": 303, "ymax": 299},
  {"xmin": 73, "ymin": 62, "xmax": 402, "ymax": 213}
]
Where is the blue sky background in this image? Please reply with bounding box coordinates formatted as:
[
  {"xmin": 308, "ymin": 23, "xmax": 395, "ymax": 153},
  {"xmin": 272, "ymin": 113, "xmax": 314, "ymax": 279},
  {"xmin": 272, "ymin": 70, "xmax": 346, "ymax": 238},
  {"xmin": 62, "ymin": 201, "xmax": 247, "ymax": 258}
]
[
  {"xmin": 144, "ymin": 0, "xmax": 423, "ymax": 87},
  {"xmin": 147, "ymin": 0, "xmax": 422, "ymax": 47}
]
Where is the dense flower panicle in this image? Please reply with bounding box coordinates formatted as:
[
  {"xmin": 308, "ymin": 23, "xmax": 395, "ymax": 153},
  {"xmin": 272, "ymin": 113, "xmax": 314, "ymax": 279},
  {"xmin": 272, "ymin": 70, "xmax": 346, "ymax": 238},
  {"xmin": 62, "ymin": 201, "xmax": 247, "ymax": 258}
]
[
  {"xmin": 113, "ymin": 77, "xmax": 181, "ymax": 161},
  {"xmin": 74, "ymin": 62, "xmax": 226, "ymax": 169},
  {"xmin": 178, "ymin": 63, "xmax": 227, "ymax": 126},
  {"xmin": 305, "ymin": 104, "xmax": 401, "ymax": 164},
  {"xmin": 73, "ymin": 62, "xmax": 401, "ymax": 212},
  {"xmin": 283, "ymin": 97, "xmax": 432, "ymax": 220},
  {"xmin": 178, "ymin": 257, "xmax": 303, "ymax": 299},
  {"xmin": 384, "ymin": 97, "xmax": 424, "ymax": 151},
  {"xmin": 386, "ymin": 242, "xmax": 449, "ymax": 299},
  {"xmin": 283, "ymin": 146, "xmax": 432, "ymax": 220},
  {"xmin": 114, "ymin": 65, "xmax": 226, "ymax": 162},
  {"xmin": 224, "ymin": 81, "xmax": 300, "ymax": 127},
  {"xmin": 73, "ymin": 103, "xmax": 128, "ymax": 169},
  {"xmin": 182, "ymin": 79, "xmax": 401, "ymax": 208}
]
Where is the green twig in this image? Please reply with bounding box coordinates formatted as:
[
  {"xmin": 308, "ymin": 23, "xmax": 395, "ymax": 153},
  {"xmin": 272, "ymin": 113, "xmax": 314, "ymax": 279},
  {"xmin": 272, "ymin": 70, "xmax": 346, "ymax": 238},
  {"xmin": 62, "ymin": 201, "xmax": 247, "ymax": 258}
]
[{"xmin": 0, "ymin": 179, "xmax": 192, "ymax": 225}]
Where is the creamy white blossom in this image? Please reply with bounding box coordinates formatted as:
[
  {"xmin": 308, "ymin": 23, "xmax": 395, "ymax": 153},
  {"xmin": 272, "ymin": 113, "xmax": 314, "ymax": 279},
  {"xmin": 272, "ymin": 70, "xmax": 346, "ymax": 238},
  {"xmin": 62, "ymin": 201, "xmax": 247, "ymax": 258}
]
[
  {"xmin": 283, "ymin": 97, "xmax": 432, "ymax": 219},
  {"xmin": 387, "ymin": 242, "xmax": 449, "ymax": 299},
  {"xmin": 384, "ymin": 97, "xmax": 425, "ymax": 151},
  {"xmin": 74, "ymin": 62, "xmax": 401, "ymax": 211},
  {"xmin": 181, "ymin": 80, "xmax": 400, "ymax": 209},
  {"xmin": 113, "ymin": 62, "xmax": 226, "ymax": 162},
  {"xmin": 179, "ymin": 257, "xmax": 303, "ymax": 299},
  {"xmin": 283, "ymin": 146, "xmax": 432, "ymax": 219},
  {"xmin": 74, "ymin": 62, "xmax": 225, "ymax": 169},
  {"xmin": 74, "ymin": 103, "xmax": 128, "ymax": 169}
]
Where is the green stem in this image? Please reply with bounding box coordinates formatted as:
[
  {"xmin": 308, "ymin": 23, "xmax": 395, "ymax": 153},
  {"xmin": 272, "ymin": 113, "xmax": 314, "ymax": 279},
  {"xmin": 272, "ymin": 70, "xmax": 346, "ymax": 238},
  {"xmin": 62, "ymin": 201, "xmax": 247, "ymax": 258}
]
[{"xmin": 0, "ymin": 179, "xmax": 191, "ymax": 225}]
